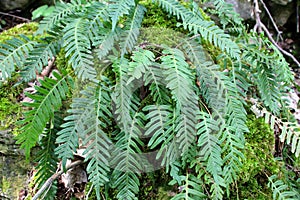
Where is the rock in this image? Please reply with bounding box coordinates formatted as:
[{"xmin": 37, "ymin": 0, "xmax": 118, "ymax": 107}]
[
  {"xmin": 0, "ymin": 0, "xmax": 34, "ymax": 11},
  {"xmin": 268, "ymin": 1, "xmax": 295, "ymax": 27},
  {"xmin": 270, "ymin": 0, "xmax": 293, "ymax": 6},
  {"xmin": 225, "ymin": 0, "xmax": 254, "ymax": 20},
  {"xmin": 0, "ymin": 0, "xmax": 53, "ymax": 11}
]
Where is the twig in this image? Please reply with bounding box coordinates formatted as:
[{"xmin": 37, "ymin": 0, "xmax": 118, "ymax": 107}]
[
  {"xmin": 253, "ymin": 0, "xmax": 262, "ymax": 33},
  {"xmin": 297, "ymin": 0, "xmax": 299, "ymax": 33},
  {"xmin": 260, "ymin": 23, "xmax": 300, "ymax": 67},
  {"xmin": 259, "ymin": 0, "xmax": 283, "ymax": 41},
  {"xmin": 253, "ymin": 0, "xmax": 300, "ymax": 67},
  {"xmin": 32, "ymin": 160, "xmax": 83, "ymax": 200},
  {"xmin": 0, "ymin": 12, "xmax": 30, "ymax": 22}
]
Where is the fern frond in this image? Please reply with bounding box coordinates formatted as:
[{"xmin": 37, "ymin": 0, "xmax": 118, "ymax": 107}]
[
  {"xmin": 63, "ymin": 18, "xmax": 97, "ymax": 80},
  {"xmin": 16, "ymin": 71, "xmax": 73, "ymax": 158},
  {"xmin": 34, "ymin": 117, "xmax": 61, "ymax": 199},
  {"xmin": 129, "ymin": 49, "xmax": 170, "ymax": 104},
  {"xmin": 197, "ymin": 112, "xmax": 225, "ymax": 199},
  {"xmin": 108, "ymin": 0, "xmax": 136, "ymax": 31},
  {"xmin": 211, "ymin": 0, "xmax": 243, "ymax": 29},
  {"xmin": 183, "ymin": 16, "xmax": 240, "ymax": 59},
  {"xmin": 279, "ymin": 122, "xmax": 300, "ymax": 157},
  {"xmin": 160, "ymin": 48, "xmax": 198, "ymax": 156},
  {"xmin": 36, "ymin": 0, "xmax": 84, "ymax": 35},
  {"xmin": 250, "ymin": 106, "xmax": 300, "ymax": 157},
  {"xmin": 256, "ymin": 65, "xmax": 281, "ymax": 114},
  {"xmin": 196, "ymin": 62, "xmax": 227, "ymax": 113},
  {"xmin": 93, "ymin": 28, "xmax": 119, "ymax": 61},
  {"xmin": 79, "ymin": 83, "xmax": 112, "ymax": 198},
  {"xmin": 153, "ymin": 0, "xmax": 188, "ymax": 21},
  {"xmin": 161, "ymin": 48, "xmax": 194, "ymax": 104},
  {"xmin": 170, "ymin": 173, "xmax": 206, "ymax": 200},
  {"xmin": 155, "ymin": 0, "xmax": 240, "ymax": 59},
  {"xmin": 22, "ymin": 35, "xmax": 61, "ymax": 81},
  {"xmin": 221, "ymin": 71, "xmax": 247, "ymax": 186},
  {"xmin": 87, "ymin": 1, "xmax": 110, "ymax": 38},
  {"xmin": 268, "ymin": 175, "xmax": 299, "ymax": 200},
  {"xmin": 111, "ymin": 111, "xmax": 144, "ymax": 200},
  {"xmin": 0, "ymin": 35, "xmax": 36, "ymax": 80},
  {"xmin": 112, "ymin": 58, "xmax": 134, "ymax": 131},
  {"xmin": 144, "ymin": 104, "xmax": 173, "ymax": 149},
  {"xmin": 119, "ymin": 5, "xmax": 146, "ymax": 56}
]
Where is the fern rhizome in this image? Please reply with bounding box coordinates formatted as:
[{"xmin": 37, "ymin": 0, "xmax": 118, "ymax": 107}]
[{"xmin": 0, "ymin": 0, "xmax": 299, "ymax": 199}]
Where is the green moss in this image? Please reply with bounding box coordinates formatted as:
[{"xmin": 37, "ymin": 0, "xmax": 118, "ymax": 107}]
[
  {"xmin": 140, "ymin": 0, "xmax": 179, "ymax": 29},
  {"xmin": 0, "ymin": 22, "xmax": 38, "ymax": 42},
  {"xmin": 229, "ymin": 114, "xmax": 282, "ymax": 199},
  {"xmin": 0, "ymin": 23, "xmax": 39, "ymax": 131}
]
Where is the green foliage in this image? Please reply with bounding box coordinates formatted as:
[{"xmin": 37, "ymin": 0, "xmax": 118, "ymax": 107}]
[{"xmin": 0, "ymin": 0, "xmax": 299, "ymax": 199}]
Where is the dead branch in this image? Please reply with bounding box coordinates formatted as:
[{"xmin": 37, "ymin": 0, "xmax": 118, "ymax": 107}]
[{"xmin": 32, "ymin": 160, "xmax": 83, "ymax": 200}]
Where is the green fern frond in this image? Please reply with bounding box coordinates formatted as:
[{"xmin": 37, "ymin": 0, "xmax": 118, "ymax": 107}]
[
  {"xmin": 120, "ymin": 5, "xmax": 146, "ymax": 56},
  {"xmin": 36, "ymin": 0, "xmax": 84, "ymax": 35},
  {"xmin": 79, "ymin": 83, "xmax": 112, "ymax": 198},
  {"xmin": 221, "ymin": 72, "xmax": 247, "ymax": 186},
  {"xmin": 63, "ymin": 18, "xmax": 97, "ymax": 80},
  {"xmin": 16, "ymin": 71, "xmax": 73, "ymax": 158},
  {"xmin": 0, "ymin": 35, "xmax": 36, "ymax": 80},
  {"xmin": 22, "ymin": 36, "xmax": 61, "ymax": 81},
  {"xmin": 160, "ymin": 48, "xmax": 198, "ymax": 156},
  {"xmin": 87, "ymin": 1, "xmax": 110, "ymax": 40},
  {"xmin": 196, "ymin": 62, "xmax": 227, "ymax": 113},
  {"xmin": 211, "ymin": 0, "xmax": 243, "ymax": 29},
  {"xmin": 161, "ymin": 48, "xmax": 194, "ymax": 104},
  {"xmin": 170, "ymin": 173, "xmax": 206, "ymax": 200},
  {"xmin": 268, "ymin": 175, "xmax": 299, "ymax": 200},
  {"xmin": 153, "ymin": 0, "xmax": 188, "ymax": 21},
  {"xmin": 197, "ymin": 112, "xmax": 225, "ymax": 199},
  {"xmin": 108, "ymin": 0, "xmax": 136, "ymax": 31},
  {"xmin": 128, "ymin": 49, "xmax": 170, "ymax": 104},
  {"xmin": 34, "ymin": 117, "xmax": 61, "ymax": 199},
  {"xmin": 183, "ymin": 16, "xmax": 240, "ymax": 59},
  {"xmin": 112, "ymin": 58, "xmax": 134, "ymax": 131},
  {"xmin": 256, "ymin": 65, "xmax": 281, "ymax": 114},
  {"xmin": 144, "ymin": 104, "xmax": 173, "ymax": 149},
  {"xmin": 279, "ymin": 122, "xmax": 300, "ymax": 157},
  {"xmin": 155, "ymin": 0, "xmax": 240, "ymax": 59},
  {"xmin": 111, "ymin": 111, "xmax": 144, "ymax": 200}
]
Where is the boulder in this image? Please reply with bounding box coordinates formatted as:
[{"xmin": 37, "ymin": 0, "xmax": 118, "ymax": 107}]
[
  {"xmin": 0, "ymin": 0, "xmax": 34, "ymax": 11},
  {"xmin": 0, "ymin": 0, "xmax": 53, "ymax": 11}
]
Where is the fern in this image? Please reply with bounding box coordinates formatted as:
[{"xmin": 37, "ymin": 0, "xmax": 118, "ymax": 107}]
[
  {"xmin": 108, "ymin": 0, "xmax": 136, "ymax": 31},
  {"xmin": 63, "ymin": 18, "xmax": 97, "ymax": 80},
  {"xmin": 16, "ymin": 71, "xmax": 73, "ymax": 158},
  {"xmin": 33, "ymin": 116, "xmax": 61, "ymax": 199},
  {"xmin": 197, "ymin": 112, "xmax": 225, "ymax": 199},
  {"xmin": 268, "ymin": 175, "xmax": 299, "ymax": 200},
  {"xmin": 36, "ymin": 0, "xmax": 84, "ymax": 35},
  {"xmin": 81, "ymin": 83, "xmax": 112, "ymax": 198},
  {"xmin": 22, "ymin": 34, "xmax": 61, "ymax": 81},
  {"xmin": 0, "ymin": 35, "xmax": 36, "ymax": 80},
  {"xmin": 119, "ymin": 5, "xmax": 146, "ymax": 56},
  {"xmin": 2, "ymin": 0, "xmax": 299, "ymax": 199},
  {"xmin": 170, "ymin": 173, "xmax": 206, "ymax": 200}
]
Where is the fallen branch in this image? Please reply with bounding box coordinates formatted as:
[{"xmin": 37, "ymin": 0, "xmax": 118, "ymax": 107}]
[
  {"xmin": 32, "ymin": 160, "xmax": 83, "ymax": 200},
  {"xmin": 0, "ymin": 12, "xmax": 30, "ymax": 22},
  {"xmin": 260, "ymin": 23, "xmax": 300, "ymax": 67},
  {"xmin": 253, "ymin": 0, "xmax": 300, "ymax": 67}
]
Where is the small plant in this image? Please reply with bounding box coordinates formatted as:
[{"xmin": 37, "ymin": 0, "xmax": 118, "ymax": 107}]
[{"xmin": 0, "ymin": 0, "xmax": 299, "ymax": 199}]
